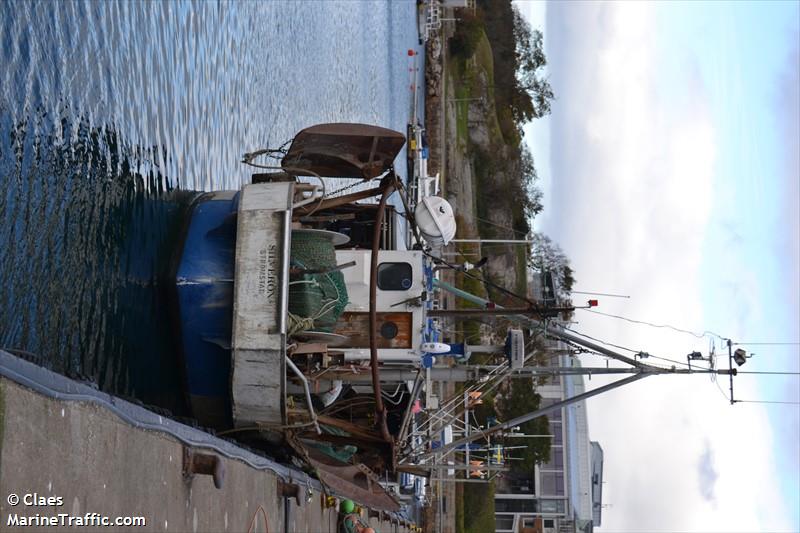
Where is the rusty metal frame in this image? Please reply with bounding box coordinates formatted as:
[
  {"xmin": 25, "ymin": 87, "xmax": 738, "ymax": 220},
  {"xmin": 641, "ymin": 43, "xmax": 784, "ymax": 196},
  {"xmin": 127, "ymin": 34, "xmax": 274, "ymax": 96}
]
[
  {"xmin": 369, "ymin": 180, "xmax": 396, "ymax": 443},
  {"xmin": 286, "ymin": 436, "xmax": 401, "ymax": 512}
]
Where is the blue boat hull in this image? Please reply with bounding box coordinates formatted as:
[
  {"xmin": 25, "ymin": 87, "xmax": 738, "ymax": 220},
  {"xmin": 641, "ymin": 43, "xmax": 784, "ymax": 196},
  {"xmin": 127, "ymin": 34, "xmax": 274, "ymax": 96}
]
[{"xmin": 173, "ymin": 191, "xmax": 239, "ymax": 428}]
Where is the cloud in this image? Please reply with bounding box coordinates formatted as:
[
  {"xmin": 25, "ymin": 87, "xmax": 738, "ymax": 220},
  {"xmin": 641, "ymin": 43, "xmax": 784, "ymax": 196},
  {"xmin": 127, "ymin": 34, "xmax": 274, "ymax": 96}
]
[
  {"xmin": 542, "ymin": 3, "xmax": 798, "ymax": 532},
  {"xmin": 770, "ymin": 31, "xmax": 800, "ymax": 526},
  {"xmin": 775, "ymin": 34, "xmax": 800, "ymax": 328},
  {"xmin": 696, "ymin": 442, "xmax": 718, "ymax": 503},
  {"xmin": 543, "ymin": 3, "xmax": 714, "ymax": 290}
]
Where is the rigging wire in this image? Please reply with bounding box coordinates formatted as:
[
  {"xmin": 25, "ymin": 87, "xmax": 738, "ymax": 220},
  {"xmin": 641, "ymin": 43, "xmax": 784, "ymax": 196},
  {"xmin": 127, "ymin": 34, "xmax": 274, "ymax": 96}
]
[
  {"xmin": 572, "ymin": 313, "xmax": 799, "ymax": 375},
  {"xmin": 736, "ymin": 371, "xmax": 800, "ymax": 375},
  {"xmin": 561, "ymin": 327, "xmax": 639, "ymax": 354},
  {"xmin": 645, "ymin": 354, "xmax": 693, "ymax": 369},
  {"xmin": 735, "ymin": 400, "xmax": 800, "ymax": 405},
  {"xmin": 733, "ymin": 342, "xmax": 800, "ymax": 346},
  {"xmin": 563, "ymin": 325, "xmax": 800, "ymax": 404},
  {"xmin": 561, "ymin": 326, "xmax": 693, "ymax": 369},
  {"xmin": 579, "ymin": 308, "xmax": 726, "ymax": 341},
  {"xmin": 563, "ymin": 329, "xmax": 800, "ymax": 404},
  {"xmin": 473, "ymin": 215, "xmax": 529, "ymax": 236},
  {"xmin": 713, "ymin": 379, "xmax": 731, "ymax": 402}
]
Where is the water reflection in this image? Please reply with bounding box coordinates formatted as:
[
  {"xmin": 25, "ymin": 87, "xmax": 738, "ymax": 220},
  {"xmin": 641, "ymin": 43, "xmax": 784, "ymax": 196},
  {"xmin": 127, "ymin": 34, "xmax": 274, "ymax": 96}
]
[
  {"xmin": 0, "ymin": 0, "xmax": 420, "ymax": 415},
  {"xmin": 0, "ymin": 108, "xmax": 195, "ymax": 413}
]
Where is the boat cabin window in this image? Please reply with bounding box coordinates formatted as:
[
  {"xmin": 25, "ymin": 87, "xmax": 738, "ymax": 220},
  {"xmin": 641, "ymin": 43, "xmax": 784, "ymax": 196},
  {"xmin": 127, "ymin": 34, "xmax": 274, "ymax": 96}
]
[
  {"xmin": 377, "ymin": 262, "xmax": 413, "ymax": 291},
  {"xmin": 380, "ymin": 321, "xmax": 399, "ymax": 339}
]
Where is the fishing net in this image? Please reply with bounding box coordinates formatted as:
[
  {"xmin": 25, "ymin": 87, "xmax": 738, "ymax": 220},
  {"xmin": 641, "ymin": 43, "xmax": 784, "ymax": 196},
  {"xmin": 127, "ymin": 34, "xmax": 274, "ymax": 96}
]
[{"xmin": 288, "ymin": 230, "xmax": 349, "ymax": 332}]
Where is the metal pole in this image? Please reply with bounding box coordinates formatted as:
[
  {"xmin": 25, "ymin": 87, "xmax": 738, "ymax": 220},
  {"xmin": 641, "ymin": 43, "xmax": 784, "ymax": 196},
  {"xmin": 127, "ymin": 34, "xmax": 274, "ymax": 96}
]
[
  {"xmin": 417, "ymin": 464, "xmax": 510, "ymax": 472},
  {"xmin": 433, "ymin": 278, "xmax": 548, "ymax": 326},
  {"xmin": 327, "ymin": 365, "xmax": 725, "ymax": 384},
  {"xmin": 397, "ymin": 371, "xmax": 425, "ymax": 445},
  {"xmin": 285, "ymin": 356, "xmax": 321, "ymax": 434},
  {"xmin": 427, "ymin": 307, "xmax": 575, "ymax": 318},
  {"xmin": 542, "ymin": 324, "xmax": 644, "ymax": 368},
  {"xmin": 479, "ymin": 365, "xmax": 723, "ymax": 377},
  {"xmin": 467, "ymin": 344, "xmax": 506, "ymax": 354},
  {"xmin": 414, "ymin": 373, "xmax": 651, "ymax": 460},
  {"xmin": 464, "ymin": 391, "xmax": 470, "ymax": 469},
  {"xmin": 727, "ymin": 339, "xmax": 735, "ymax": 404},
  {"xmin": 441, "ymin": 252, "xmax": 480, "ymax": 257},
  {"xmin": 432, "ymin": 477, "xmax": 497, "ymax": 484},
  {"xmin": 540, "ymin": 324, "xmax": 736, "ymax": 379},
  {"xmin": 571, "ymin": 290, "xmax": 630, "ymax": 299},
  {"xmin": 433, "ymin": 278, "xmax": 496, "ymax": 308},
  {"xmin": 450, "ymin": 239, "xmax": 532, "ymax": 244}
]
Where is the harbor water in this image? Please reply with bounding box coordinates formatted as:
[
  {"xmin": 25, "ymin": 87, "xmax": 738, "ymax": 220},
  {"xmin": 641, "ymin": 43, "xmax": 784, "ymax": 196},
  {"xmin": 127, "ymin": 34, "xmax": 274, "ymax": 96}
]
[{"xmin": 0, "ymin": 1, "xmax": 422, "ymax": 414}]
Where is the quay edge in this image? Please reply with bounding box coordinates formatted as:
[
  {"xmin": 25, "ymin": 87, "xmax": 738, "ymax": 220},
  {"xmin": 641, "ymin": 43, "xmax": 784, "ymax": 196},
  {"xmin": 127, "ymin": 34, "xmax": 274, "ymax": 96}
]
[{"xmin": 0, "ymin": 351, "xmax": 415, "ymax": 533}]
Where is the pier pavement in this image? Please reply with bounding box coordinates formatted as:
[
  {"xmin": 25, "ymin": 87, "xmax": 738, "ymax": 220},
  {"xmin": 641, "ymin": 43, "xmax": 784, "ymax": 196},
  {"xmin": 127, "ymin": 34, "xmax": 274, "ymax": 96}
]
[{"xmin": 0, "ymin": 354, "xmax": 413, "ymax": 533}]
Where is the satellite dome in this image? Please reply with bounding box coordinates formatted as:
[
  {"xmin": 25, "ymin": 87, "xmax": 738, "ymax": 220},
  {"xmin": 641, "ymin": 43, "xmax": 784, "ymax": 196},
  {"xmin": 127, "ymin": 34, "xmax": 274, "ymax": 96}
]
[{"xmin": 414, "ymin": 196, "xmax": 456, "ymax": 247}]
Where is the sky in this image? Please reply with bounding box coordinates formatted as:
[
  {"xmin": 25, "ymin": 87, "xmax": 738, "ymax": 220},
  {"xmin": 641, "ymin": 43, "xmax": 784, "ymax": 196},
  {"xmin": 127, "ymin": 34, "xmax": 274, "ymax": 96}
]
[{"xmin": 518, "ymin": 1, "xmax": 800, "ymax": 532}]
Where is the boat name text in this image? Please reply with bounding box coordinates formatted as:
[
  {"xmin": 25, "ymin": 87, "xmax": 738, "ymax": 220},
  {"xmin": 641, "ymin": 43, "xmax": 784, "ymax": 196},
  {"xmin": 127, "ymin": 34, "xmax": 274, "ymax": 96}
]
[{"xmin": 257, "ymin": 245, "xmax": 279, "ymax": 300}]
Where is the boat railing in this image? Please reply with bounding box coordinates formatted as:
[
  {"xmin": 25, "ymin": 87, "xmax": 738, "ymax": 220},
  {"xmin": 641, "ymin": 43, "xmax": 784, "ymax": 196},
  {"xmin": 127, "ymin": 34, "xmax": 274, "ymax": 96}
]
[{"xmin": 285, "ymin": 355, "xmax": 322, "ymax": 434}]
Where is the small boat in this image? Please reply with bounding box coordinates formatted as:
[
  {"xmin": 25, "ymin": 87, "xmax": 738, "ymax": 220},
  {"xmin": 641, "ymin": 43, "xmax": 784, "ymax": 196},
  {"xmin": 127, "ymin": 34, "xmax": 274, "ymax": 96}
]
[{"xmin": 170, "ymin": 123, "xmax": 456, "ymax": 511}]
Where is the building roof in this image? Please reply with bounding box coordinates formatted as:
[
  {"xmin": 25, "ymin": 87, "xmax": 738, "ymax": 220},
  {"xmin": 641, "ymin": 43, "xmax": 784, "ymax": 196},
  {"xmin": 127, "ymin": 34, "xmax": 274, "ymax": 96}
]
[{"xmin": 563, "ymin": 355, "xmax": 593, "ymax": 523}]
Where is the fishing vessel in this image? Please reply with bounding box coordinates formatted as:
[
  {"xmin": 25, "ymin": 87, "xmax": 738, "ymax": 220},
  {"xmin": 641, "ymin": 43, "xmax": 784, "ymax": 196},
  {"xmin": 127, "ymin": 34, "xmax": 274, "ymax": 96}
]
[{"xmin": 171, "ymin": 123, "xmax": 456, "ymax": 511}]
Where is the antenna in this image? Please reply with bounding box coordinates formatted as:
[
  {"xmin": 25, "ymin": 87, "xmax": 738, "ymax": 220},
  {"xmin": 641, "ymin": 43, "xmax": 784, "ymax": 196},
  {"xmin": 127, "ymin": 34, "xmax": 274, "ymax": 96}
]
[
  {"xmin": 571, "ymin": 290, "xmax": 630, "ymax": 299},
  {"xmin": 708, "ymin": 339, "xmax": 717, "ymax": 371}
]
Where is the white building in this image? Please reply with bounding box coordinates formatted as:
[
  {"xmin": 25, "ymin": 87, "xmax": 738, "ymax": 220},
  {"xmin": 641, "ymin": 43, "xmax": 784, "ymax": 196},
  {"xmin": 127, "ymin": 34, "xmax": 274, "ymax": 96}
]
[{"xmin": 494, "ymin": 341, "xmax": 603, "ymax": 533}]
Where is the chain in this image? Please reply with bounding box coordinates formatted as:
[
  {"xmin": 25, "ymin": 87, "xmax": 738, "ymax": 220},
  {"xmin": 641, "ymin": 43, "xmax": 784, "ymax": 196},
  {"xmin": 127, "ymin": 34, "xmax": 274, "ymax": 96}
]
[{"xmin": 322, "ymin": 175, "xmax": 379, "ymax": 199}]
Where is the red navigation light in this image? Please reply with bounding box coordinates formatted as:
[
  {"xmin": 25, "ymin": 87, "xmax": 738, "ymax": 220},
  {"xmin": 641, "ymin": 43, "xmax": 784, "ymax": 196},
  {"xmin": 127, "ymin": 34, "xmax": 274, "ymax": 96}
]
[{"xmin": 588, "ymin": 299, "xmax": 599, "ymax": 307}]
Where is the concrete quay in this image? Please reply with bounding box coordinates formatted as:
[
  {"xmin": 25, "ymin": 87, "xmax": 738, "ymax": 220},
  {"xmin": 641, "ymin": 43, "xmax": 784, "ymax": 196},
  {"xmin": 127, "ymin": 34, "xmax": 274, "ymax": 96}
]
[{"xmin": 0, "ymin": 353, "xmax": 413, "ymax": 533}]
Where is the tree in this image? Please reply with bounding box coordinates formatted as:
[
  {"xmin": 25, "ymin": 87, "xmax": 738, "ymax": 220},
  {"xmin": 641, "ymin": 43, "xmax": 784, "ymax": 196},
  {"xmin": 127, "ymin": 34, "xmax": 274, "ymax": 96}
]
[
  {"xmin": 519, "ymin": 144, "xmax": 543, "ymax": 218},
  {"xmin": 511, "ymin": 8, "xmax": 554, "ymax": 121},
  {"xmin": 498, "ymin": 378, "xmax": 551, "ymax": 471},
  {"xmin": 528, "ymin": 232, "xmax": 574, "ymax": 299},
  {"xmin": 525, "ymin": 186, "xmax": 544, "ymax": 218}
]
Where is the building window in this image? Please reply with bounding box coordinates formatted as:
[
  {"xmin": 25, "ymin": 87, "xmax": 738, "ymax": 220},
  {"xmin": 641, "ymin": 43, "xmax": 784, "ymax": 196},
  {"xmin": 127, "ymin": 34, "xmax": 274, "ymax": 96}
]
[
  {"xmin": 377, "ymin": 262, "xmax": 413, "ymax": 291},
  {"xmin": 495, "ymin": 498, "xmax": 538, "ymax": 513},
  {"xmin": 495, "ymin": 515, "xmax": 514, "ymax": 530},
  {"xmin": 540, "ymin": 472, "xmax": 565, "ymax": 496},
  {"xmin": 539, "ymin": 499, "xmax": 566, "ymax": 514},
  {"xmin": 544, "ymin": 519, "xmax": 555, "ymax": 528},
  {"xmin": 542, "ymin": 447, "xmax": 564, "ymax": 470},
  {"xmin": 511, "ymin": 479, "xmax": 533, "ymax": 493},
  {"xmin": 550, "ymin": 422, "xmax": 563, "ymax": 445}
]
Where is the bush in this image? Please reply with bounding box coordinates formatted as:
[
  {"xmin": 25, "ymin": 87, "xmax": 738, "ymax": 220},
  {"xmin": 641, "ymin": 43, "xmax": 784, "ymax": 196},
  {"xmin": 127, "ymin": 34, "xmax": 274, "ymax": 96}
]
[
  {"xmin": 463, "ymin": 481, "xmax": 495, "ymax": 533},
  {"xmin": 450, "ymin": 11, "xmax": 484, "ymax": 59}
]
